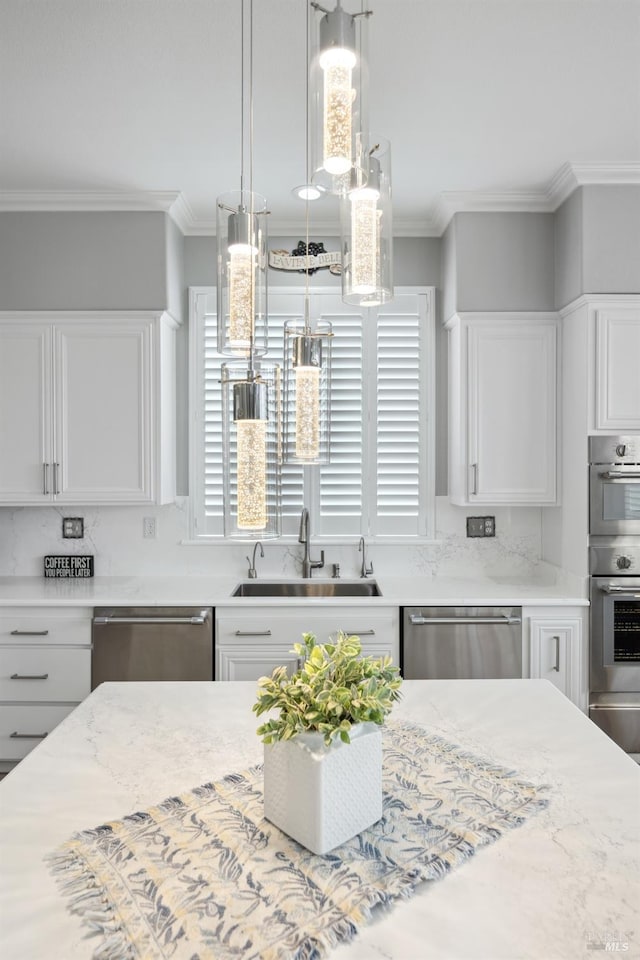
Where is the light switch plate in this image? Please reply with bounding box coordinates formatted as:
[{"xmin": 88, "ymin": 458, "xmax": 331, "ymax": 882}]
[
  {"xmin": 466, "ymin": 516, "xmax": 495, "ymax": 538},
  {"xmin": 62, "ymin": 517, "xmax": 84, "ymax": 539}
]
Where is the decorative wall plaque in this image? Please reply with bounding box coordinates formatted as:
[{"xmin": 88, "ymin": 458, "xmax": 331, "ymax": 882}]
[{"xmin": 43, "ymin": 555, "xmax": 94, "ymax": 578}]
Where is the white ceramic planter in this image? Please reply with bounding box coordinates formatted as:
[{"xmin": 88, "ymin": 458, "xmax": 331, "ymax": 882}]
[{"xmin": 263, "ymin": 721, "xmax": 383, "ymax": 855}]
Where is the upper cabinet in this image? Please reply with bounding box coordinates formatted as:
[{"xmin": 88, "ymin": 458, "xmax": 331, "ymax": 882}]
[
  {"xmin": 0, "ymin": 312, "xmax": 178, "ymax": 505},
  {"xmin": 594, "ymin": 304, "xmax": 640, "ymax": 432},
  {"xmin": 446, "ymin": 313, "xmax": 558, "ymax": 506}
]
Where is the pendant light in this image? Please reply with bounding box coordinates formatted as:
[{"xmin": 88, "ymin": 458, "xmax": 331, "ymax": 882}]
[
  {"xmin": 341, "ymin": 136, "xmax": 393, "ymax": 305},
  {"xmin": 284, "ymin": 1, "xmax": 333, "ymax": 465},
  {"xmin": 309, "ymin": 0, "xmax": 371, "ymax": 196},
  {"xmin": 216, "ymin": 0, "xmax": 268, "ymax": 357},
  {"xmin": 221, "ymin": 360, "xmax": 281, "ymax": 538},
  {"xmin": 220, "ymin": 0, "xmax": 281, "ymax": 539}
]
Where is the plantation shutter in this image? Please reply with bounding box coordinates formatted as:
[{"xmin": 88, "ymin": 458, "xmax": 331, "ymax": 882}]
[
  {"xmin": 316, "ymin": 296, "xmax": 364, "ymax": 536},
  {"xmin": 191, "ymin": 287, "xmax": 434, "ymax": 540},
  {"xmin": 201, "ymin": 295, "xmax": 223, "ymax": 535},
  {"xmin": 374, "ymin": 296, "xmax": 427, "ymax": 536}
]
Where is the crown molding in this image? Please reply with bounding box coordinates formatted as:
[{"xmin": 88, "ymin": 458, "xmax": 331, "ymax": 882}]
[
  {"xmin": 1, "ymin": 162, "xmax": 638, "ymax": 236},
  {"xmin": 0, "ymin": 190, "xmax": 182, "ymax": 214}
]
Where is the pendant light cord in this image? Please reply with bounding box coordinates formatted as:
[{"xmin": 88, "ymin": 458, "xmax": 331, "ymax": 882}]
[{"xmin": 304, "ymin": 0, "xmax": 311, "ymax": 332}]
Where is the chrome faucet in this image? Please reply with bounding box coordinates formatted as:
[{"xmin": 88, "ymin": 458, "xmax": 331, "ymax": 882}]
[
  {"xmin": 246, "ymin": 541, "xmax": 264, "ymax": 579},
  {"xmin": 299, "ymin": 508, "xmax": 324, "ymax": 578},
  {"xmin": 358, "ymin": 537, "xmax": 373, "ymax": 578}
]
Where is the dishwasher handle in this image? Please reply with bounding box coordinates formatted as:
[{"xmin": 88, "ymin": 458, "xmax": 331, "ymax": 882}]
[
  {"xmin": 93, "ymin": 611, "xmax": 209, "ymax": 626},
  {"xmin": 408, "ymin": 614, "xmax": 522, "ymax": 626}
]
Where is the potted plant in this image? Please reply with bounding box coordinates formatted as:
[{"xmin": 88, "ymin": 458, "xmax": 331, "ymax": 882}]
[{"xmin": 253, "ymin": 631, "xmax": 402, "ymax": 854}]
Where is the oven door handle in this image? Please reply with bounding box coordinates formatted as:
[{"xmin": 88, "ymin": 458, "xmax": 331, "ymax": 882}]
[
  {"xmin": 589, "ymin": 703, "xmax": 640, "ymax": 711},
  {"xmin": 599, "ymin": 470, "xmax": 640, "ymax": 480},
  {"xmin": 93, "ymin": 612, "xmax": 209, "ymax": 626},
  {"xmin": 599, "ymin": 585, "xmax": 640, "ymax": 597}
]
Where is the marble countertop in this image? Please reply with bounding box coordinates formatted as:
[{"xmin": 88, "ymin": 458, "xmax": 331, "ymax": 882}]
[
  {"xmin": 0, "ymin": 574, "xmax": 588, "ymax": 607},
  {"xmin": 1, "ymin": 679, "xmax": 637, "ymax": 960}
]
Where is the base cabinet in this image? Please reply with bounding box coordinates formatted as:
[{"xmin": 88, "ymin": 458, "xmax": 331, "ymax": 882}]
[
  {"xmin": 525, "ymin": 607, "xmax": 587, "ymax": 711},
  {"xmin": 0, "ymin": 607, "xmax": 92, "ymax": 773},
  {"xmin": 215, "ymin": 605, "xmax": 399, "ymax": 682}
]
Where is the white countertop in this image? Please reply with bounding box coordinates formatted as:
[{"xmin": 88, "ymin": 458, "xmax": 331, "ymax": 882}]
[
  {"xmin": 0, "ymin": 574, "xmax": 588, "ymax": 607},
  {"xmin": 0, "ymin": 680, "xmax": 637, "ymax": 960}
]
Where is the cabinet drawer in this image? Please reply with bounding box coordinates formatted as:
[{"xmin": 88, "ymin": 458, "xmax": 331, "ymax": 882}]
[
  {"xmin": 0, "ymin": 704, "xmax": 77, "ymax": 761},
  {"xmin": 0, "ymin": 647, "xmax": 91, "ymax": 701},
  {"xmin": 216, "ymin": 607, "xmax": 397, "ymax": 644},
  {"xmin": 0, "ymin": 610, "xmax": 91, "ymax": 647}
]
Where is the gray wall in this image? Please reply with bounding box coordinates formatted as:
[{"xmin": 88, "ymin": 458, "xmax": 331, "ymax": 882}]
[
  {"xmin": 554, "ymin": 188, "xmax": 583, "ymax": 308},
  {"xmin": 0, "ymin": 211, "xmax": 168, "ymax": 311},
  {"xmin": 453, "ymin": 212, "xmax": 555, "ymax": 313},
  {"xmin": 583, "ymin": 185, "xmax": 640, "ymax": 296},
  {"xmin": 554, "ymin": 185, "xmax": 640, "ymax": 309}
]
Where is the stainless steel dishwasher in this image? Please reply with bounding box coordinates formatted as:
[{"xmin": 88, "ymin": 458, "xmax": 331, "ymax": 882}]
[
  {"xmin": 92, "ymin": 607, "xmax": 213, "ymax": 688},
  {"xmin": 402, "ymin": 607, "xmax": 522, "ymax": 679}
]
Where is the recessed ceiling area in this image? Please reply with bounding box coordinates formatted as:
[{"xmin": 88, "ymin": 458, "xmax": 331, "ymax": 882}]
[{"xmin": 1, "ymin": 0, "xmax": 638, "ymax": 234}]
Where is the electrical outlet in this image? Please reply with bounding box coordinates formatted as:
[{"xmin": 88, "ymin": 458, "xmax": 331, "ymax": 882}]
[
  {"xmin": 62, "ymin": 517, "xmax": 84, "ymax": 539},
  {"xmin": 143, "ymin": 516, "xmax": 157, "ymax": 539},
  {"xmin": 466, "ymin": 516, "xmax": 496, "ymax": 538}
]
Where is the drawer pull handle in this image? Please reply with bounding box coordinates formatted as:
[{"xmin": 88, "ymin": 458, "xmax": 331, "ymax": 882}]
[
  {"xmin": 234, "ymin": 629, "xmax": 272, "ymax": 637},
  {"xmin": 10, "ymin": 630, "xmax": 49, "ymax": 636},
  {"xmin": 553, "ymin": 636, "xmax": 560, "ymax": 672},
  {"xmin": 10, "ymin": 731, "xmax": 48, "ymax": 739},
  {"xmin": 10, "ymin": 673, "xmax": 49, "ymax": 680},
  {"xmin": 341, "ymin": 629, "xmax": 376, "ymax": 636}
]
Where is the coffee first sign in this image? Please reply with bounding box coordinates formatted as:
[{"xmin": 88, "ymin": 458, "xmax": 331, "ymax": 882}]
[{"xmin": 43, "ymin": 555, "xmax": 94, "ymax": 578}]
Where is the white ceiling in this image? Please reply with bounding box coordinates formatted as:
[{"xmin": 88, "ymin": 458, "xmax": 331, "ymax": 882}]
[{"xmin": 1, "ymin": 0, "xmax": 639, "ymax": 235}]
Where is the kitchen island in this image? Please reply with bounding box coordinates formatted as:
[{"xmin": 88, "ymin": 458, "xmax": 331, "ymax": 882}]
[{"xmin": 1, "ymin": 680, "xmax": 638, "ymax": 960}]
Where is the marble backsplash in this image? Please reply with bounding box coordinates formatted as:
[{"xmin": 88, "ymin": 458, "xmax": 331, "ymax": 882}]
[{"xmin": 0, "ymin": 497, "xmax": 547, "ymax": 581}]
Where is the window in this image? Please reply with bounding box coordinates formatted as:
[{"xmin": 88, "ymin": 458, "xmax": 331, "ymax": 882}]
[{"xmin": 189, "ymin": 286, "xmax": 435, "ymax": 540}]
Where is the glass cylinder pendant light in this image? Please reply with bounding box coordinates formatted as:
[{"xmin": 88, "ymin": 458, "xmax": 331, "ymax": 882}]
[
  {"xmin": 218, "ymin": 0, "xmax": 281, "ymax": 539},
  {"xmin": 309, "ymin": 0, "xmax": 370, "ymax": 196},
  {"xmin": 222, "ymin": 361, "xmax": 281, "ymax": 539},
  {"xmin": 217, "ymin": 189, "xmax": 268, "ymax": 356},
  {"xmin": 283, "ymin": 314, "xmax": 332, "ymax": 464},
  {"xmin": 341, "ymin": 136, "xmax": 393, "ymax": 306}
]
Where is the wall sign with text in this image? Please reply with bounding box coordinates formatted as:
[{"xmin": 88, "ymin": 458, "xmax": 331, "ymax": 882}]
[
  {"xmin": 43, "ymin": 555, "xmax": 94, "ymax": 578},
  {"xmin": 269, "ymin": 241, "xmax": 342, "ymax": 276}
]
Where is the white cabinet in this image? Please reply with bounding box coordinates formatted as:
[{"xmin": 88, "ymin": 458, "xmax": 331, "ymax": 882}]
[
  {"xmin": 215, "ymin": 605, "xmax": 399, "ymax": 682},
  {"xmin": 525, "ymin": 607, "xmax": 587, "ymax": 712},
  {"xmin": 0, "ymin": 312, "xmax": 178, "ymax": 505},
  {"xmin": 594, "ymin": 304, "xmax": 640, "ymax": 431},
  {"xmin": 0, "ymin": 607, "xmax": 92, "ymax": 772},
  {"xmin": 446, "ymin": 313, "xmax": 558, "ymax": 505}
]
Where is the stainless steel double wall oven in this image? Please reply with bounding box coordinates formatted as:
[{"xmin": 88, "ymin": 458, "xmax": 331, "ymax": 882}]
[{"xmin": 589, "ymin": 437, "xmax": 640, "ymax": 753}]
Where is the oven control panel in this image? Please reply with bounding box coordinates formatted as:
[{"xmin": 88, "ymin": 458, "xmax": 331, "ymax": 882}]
[
  {"xmin": 589, "ymin": 435, "xmax": 639, "ymax": 464},
  {"xmin": 590, "ymin": 539, "xmax": 640, "ymax": 576}
]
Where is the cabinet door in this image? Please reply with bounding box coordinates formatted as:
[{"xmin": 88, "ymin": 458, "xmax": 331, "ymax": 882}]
[
  {"xmin": 468, "ymin": 320, "xmax": 557, "ymax": 503},
  {"xmin": 54, "ymin": 322, "xmax": 153, "ymax": 502},
  {"xmin": 529, "ymin": 617, "xmax": 583, "ymax": 707},
  {"xmin": 595, "ymin": 308, "xmax": 640, "ymax": 431},
  {"xmin": 0, "ymin": 324, "xmax": 52, "ymax": 503},
  {"xmin": 216, "ymin": 644, "xmax": 302, "ymax": 682}
]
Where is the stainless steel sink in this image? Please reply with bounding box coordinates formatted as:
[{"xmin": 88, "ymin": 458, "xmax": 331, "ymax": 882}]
[{"xmin": 231, "ymin": 580, "xmax": 382, "ymax": 598}]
